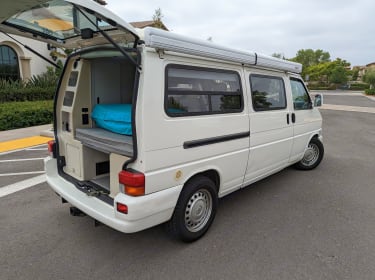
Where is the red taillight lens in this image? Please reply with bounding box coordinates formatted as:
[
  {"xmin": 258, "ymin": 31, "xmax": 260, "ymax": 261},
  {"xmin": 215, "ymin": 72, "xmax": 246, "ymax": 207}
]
[
  {"xmin": 48, "ymin": 140, "xmax": 56, "ymax": 157},
  {"xmin": 116, "ymin": 202, "xmax": 128, "ymax": 214},
  {"xmin": 119, "ymin": 170, "xmax": 145, "ymax": 196}
]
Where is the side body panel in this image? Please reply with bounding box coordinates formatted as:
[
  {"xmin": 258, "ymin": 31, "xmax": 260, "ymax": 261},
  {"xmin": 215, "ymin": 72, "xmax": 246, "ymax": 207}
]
[{"xmin": 135, "ymin": 49, "xmax": 250, "ymax": 197}]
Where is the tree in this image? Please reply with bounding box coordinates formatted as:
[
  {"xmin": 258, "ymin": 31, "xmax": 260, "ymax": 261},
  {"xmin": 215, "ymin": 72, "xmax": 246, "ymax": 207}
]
[
  {"xmin": 291, "ymin": 49, "xmax": 331, "ymax": 77},
  {"xmin": 329, "ymin": 66, "xmax": 348, "ymax": 85},
  {"xmin": 271, "ymin": 53, "xmax": 285, "ymax": 59},
  {"xmin": 291, "ymin": 49, "xmax": 330, "ymax": 68},
  {"xmin": 363, "ymin": 69, "xmax": 375, "ymax": 89},
  {"xmin": 352, "ymin": 68, "xmax": 359, "ymax": 81},
  {"xmin": 306, "ymin": 58, "xmax": 351, "ymax": 86},
  {"xmin": 152, "ymin": 8, "xmax": 164, "ymax": 29}
]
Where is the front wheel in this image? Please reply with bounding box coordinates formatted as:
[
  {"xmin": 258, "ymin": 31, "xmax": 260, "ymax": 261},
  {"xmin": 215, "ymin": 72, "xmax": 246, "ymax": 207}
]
[
  {"xmin": 294, "ymin": 137, "xmax": 324, "ymax": 170},
  {"xmin": 166, "ymin": 176, "xmax": 218, "ymax": 242}
]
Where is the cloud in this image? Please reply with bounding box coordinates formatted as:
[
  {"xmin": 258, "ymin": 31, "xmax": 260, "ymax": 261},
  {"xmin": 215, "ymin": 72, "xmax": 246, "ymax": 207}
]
[{"xmin": 106, "ymin": 0, "xmax": 374, "ymax": 65}]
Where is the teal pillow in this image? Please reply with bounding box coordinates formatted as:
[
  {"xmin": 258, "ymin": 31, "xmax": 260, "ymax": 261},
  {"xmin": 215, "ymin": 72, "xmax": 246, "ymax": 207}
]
[{"xmin": 91, "ymin": 104, "xmax": 132, "ymax": 135}]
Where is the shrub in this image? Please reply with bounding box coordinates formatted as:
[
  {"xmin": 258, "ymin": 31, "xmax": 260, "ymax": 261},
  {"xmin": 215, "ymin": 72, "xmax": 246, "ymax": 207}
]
[
  {"xmin": 307, "ymin": 84, "xmax": 337, "ymax": 90},
  {"xmin": 349, "ymin": 83, "xmax": 370, "ymax": 90},
  {"xmin": 0, "ymin": 66, "xmax": 58, "ymax": 103},
  {"xmin": 365, "ymin": 89, "xmax": 375, "ymax": 95},
  {"xmin": 363, "ymin": 69, "xmax": 375, "ymax": 88},
  {"xmin": 26, "ymin": 66, "xmax": 59, "ymax": 88},
  {"xmin": 0, "ymin": 86, "xmax": 55, "ymax": 102},
  {"xmin": 0, "ymin": 100, "xmax": 53, "ymax": 131}
]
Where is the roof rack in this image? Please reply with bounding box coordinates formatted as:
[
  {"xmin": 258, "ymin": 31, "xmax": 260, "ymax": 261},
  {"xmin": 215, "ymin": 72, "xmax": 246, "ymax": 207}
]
[{"xmin": 142, "ymin": 27, "xmax": 302, "ymax": 74}]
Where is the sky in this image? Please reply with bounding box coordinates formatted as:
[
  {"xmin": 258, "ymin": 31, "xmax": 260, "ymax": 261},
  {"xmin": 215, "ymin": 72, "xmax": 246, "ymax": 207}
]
[{"xmin": 106, "ymin": 0, "xmax": 374, "ymax": 67}]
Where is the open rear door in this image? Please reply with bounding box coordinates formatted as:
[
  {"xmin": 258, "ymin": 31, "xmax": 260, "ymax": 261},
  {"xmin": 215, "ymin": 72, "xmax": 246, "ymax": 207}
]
[{"xmin": 0, "ymin": 0, "xmax": 139, "ymax": 49}]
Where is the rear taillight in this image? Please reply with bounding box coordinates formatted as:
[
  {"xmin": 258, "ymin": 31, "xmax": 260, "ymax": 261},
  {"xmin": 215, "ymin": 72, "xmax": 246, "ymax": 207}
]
[
  {"xmin": 48, "ymin": 140, "xmax": 56, "ymax": 158},
  {"xmin": 119, "ymin": 170, "xmax": 145, "ymax": 196}
]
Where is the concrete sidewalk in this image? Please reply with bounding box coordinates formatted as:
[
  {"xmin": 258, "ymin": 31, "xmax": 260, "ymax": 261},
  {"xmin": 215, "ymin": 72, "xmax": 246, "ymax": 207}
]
[
  {"xmin": 0, "ymin": 124, "xmax": 54, "ymax": 153},
  {"xmin": 0, "ymin": 124, "xmax": 53, "ymax": 142},
  {"xmin": 321, "ymin": 104, "xmax": 375, "ymax": 114}
]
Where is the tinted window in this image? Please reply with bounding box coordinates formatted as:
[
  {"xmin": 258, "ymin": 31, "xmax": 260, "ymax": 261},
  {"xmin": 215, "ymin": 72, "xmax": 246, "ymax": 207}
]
[
  {"xmin": 250, "ymin": 74, "xmax": 286, "ymax": 111},
  {"xmin": 290, "ymin": 78, "xmax": 312, "ymax": 110},
  {"xmin": 166, "ymin": 65, "xmax": 243, "ymax": 116}
]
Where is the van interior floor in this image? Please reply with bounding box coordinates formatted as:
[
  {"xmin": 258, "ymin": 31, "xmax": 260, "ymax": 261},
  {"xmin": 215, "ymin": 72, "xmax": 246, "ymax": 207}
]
[{"xmin": 91, "ymin": 175, "xmax": 110, "ymax": 191}]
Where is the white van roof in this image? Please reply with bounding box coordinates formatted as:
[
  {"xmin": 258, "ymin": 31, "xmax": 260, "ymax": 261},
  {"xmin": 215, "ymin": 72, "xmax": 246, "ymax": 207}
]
[{"xmin": 142, "ymin": 27, "xmax": 302, "ymax": 74}]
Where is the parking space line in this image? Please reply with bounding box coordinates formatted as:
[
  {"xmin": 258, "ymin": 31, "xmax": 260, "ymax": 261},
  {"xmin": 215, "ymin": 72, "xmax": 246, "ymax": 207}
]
[
  {"xmin": 0, "ymin": 158, "xmax": 45, "ymax": 163},
  {"xmin": 0, "ymin": 171, "xmax": 45, "ymax": 177},
  {"xmin": 0, "ymin": 174, "xmax": 46, "ymax": 198}
]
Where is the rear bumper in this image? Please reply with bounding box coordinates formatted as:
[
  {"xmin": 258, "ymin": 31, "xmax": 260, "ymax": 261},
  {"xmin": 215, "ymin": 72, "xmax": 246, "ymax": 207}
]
[{"xmin": 44, "ymin": 157, "xmax": 182, "ymax": 233}]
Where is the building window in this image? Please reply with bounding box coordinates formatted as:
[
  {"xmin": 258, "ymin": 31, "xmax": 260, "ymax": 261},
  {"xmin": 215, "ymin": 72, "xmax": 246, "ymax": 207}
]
[
  {"xmin": 165, "ymin": 65, "xmax": 243, "ymax": 116},
  {"xmin": 0, "ymin": 45, "xmax": 20, "ymax": 81},
  {"xmin": 250, "ymin": 74, "xmax": 287, "ymax": 111}
]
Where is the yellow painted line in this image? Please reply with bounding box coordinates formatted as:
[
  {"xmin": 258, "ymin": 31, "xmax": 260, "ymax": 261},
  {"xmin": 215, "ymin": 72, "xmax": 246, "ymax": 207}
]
[{"xmin": 0, "ymin": 136, "xmax": 53, "ymax": 153}]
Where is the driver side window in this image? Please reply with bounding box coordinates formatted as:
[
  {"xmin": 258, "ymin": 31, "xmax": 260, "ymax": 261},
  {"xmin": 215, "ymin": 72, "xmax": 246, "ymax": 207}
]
[{"xmin": 290, "ymin": 78, "xmax": 311, "ymax": 110}]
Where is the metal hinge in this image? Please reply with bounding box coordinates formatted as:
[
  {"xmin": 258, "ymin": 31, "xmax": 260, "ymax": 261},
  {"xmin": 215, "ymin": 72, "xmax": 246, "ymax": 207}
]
[{"xmin": 157, "ymin": 49, "xmax": 165, "ymax": 59}]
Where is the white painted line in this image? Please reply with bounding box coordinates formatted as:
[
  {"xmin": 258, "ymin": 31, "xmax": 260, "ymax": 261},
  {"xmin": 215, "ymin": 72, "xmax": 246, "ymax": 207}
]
[
  {"xmin": 0, "ymin": 157, "xmax": 45, "ymax": 163},
  {"xmin": 0, "ymin": 174, "xmax": 46, "ymax": 198},
  {"xmin": 25, "ymin": 148, "xmax": 48, "ymax": 151},
  {"xmin": 0, "ymin": 148, "xmax": 27, "ymax": 155},
  {"xmin": 27, "ymin": 144, "xmax": 48, "ymax": 148},
  {"xmin": 0, "ymin": 171, "xmax": 45, "ymax": 177}
]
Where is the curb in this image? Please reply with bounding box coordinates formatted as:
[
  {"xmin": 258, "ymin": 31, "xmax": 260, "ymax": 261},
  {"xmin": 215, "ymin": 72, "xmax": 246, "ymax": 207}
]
[{"xmin": 40, "ymin": 128, "xmax": 54, "ymax": 138}]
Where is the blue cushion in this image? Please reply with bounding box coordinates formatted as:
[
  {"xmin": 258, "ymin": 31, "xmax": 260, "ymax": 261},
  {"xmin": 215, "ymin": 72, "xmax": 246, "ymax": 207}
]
[{"xmin": 91, "ymin": 104, "xmax": 132, "ymax": 135}]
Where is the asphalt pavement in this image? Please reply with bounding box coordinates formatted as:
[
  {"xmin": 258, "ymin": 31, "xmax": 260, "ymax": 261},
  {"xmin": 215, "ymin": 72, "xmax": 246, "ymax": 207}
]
[{"xmin": 1, "ymin": 91, "xmax": 375, "ymax": 280}]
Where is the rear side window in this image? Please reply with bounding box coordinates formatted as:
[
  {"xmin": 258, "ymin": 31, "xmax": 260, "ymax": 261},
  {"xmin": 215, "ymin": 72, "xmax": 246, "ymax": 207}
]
[
  {"xmin": 165, "ymin": 65, "xmax": 243, "ymax": 116},
  {"xmin": 250, "ymin": 74, "xmax": 286, "ymax": 111},
  {"xmin": 290, "ymin": 78, "xmax": 312, "ymax": 110}
]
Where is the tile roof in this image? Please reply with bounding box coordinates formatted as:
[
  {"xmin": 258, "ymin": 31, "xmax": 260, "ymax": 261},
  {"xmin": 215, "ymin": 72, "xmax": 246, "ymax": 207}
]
[{"xmin": 130, "ymin": 20, "xmax": 169, "ymax": 31}]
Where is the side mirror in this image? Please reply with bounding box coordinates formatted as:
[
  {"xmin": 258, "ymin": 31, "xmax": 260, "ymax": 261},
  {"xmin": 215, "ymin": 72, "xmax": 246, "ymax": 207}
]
[{"xmin": 314, "ymin": 94, "xmax": 323, "ymax": 107}]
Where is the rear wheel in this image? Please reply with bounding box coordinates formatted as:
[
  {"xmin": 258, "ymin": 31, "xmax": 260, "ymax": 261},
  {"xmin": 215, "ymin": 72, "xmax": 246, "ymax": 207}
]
[
  {"xmin": 295, "ymin": 137, "xmax": 324, "ymax": 170},
  {"xmin": 167, "ymin": 176, "xmax": 218, "ymax": 242}
]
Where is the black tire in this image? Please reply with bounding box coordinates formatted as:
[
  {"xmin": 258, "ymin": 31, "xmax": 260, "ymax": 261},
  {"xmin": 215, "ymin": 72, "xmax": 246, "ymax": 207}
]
[
  {"xmin": 294, "ymin": 137, "xmax": 324, "ymax": 170},
  {"xmin": 166, "ymin": 175, "xmax": 218, "ymax": 242}
]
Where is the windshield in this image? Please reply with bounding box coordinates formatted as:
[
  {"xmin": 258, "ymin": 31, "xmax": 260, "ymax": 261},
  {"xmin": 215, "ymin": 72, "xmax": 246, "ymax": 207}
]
[{"xmin": 4, "ymin": 0, "xmax": 135, "ymax": 46}]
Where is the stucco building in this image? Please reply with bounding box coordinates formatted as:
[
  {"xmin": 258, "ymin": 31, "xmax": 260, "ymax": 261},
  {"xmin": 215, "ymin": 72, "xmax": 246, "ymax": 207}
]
[{"xmin": 0, "ymin": 33, "xmax": 53, "ymax": 81}]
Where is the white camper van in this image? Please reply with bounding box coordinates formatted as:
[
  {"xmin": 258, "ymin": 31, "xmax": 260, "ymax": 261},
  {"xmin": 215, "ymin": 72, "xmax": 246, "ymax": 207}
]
[{"xmin": 1, "ymin": 0, "xmax": 324, "ymax": 242}]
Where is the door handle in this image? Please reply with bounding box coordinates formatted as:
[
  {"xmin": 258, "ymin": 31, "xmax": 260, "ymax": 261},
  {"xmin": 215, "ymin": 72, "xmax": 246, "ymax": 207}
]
[
  {"xmin": 291, "ymin": 113, "xmax": 296, "ymax": 123},
  {"xmin": 287, "ymin": 114, "xmax": 290, "ymax": 124}
]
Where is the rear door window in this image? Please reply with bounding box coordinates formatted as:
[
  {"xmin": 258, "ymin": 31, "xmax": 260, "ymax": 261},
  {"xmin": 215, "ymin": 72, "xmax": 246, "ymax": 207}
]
[{"xmin": 250, "ymin": 74, "xmax": 287, "ymax": 111}]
